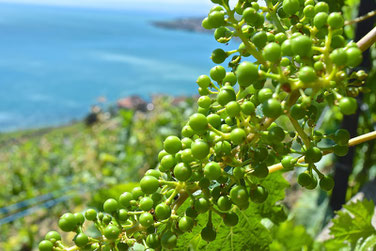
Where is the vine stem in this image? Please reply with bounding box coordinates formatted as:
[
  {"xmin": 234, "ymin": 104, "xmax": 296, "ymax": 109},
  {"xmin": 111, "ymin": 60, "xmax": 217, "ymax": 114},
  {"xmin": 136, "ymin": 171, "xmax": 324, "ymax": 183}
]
[
  {"xmin": 345, "ymin": 9, "xmax": 376, "ymax": 26},
  {"xmin": 264, "ymin": 0, "xmax": 285, "ymax": 33},
  {"xmin": 357, "ymin": 26, "xmax": 376, "ymax": 52},
  {"xmin": 287, "ymin": 114, "xmax": 311, "ymax": 148},
  {"xmin": 268, "ymin": 131, "xmax": 376, "ymax": 173}
]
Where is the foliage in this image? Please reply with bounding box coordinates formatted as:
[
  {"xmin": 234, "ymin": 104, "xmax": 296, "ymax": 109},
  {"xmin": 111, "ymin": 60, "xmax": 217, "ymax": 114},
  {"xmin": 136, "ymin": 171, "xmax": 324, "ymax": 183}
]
[
  {"xmin": 328, "ymin": 199, "xmax": 376, "ymax": 248},
  {"xmin": 0, "ymin": 96, "xmax": 193, "ymax": 250},
  {"xmin": 34, "ymin": 0, "xmax": 376, "ymax": 250}
]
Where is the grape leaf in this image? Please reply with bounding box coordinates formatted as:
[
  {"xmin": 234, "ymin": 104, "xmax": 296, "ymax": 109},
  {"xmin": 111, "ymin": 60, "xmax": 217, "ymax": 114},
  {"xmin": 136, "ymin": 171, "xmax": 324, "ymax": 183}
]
[
  {"xmin": 175, "ymin": 172, "xmax": 289, "ymax": 251},
  {"xmin": 269, "ymin": 220, "xmax": 313, "ymax": 251},
  {"xmin": 330, "ymin": 199, "xmax": 376, "ymax": 245},
  {"xmin": 355, "ymin": 235, "xmax": 376, "ymax": 251}
]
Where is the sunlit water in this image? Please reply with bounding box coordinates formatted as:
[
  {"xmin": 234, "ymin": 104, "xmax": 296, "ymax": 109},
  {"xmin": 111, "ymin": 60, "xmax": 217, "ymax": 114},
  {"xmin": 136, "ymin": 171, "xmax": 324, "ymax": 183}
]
[{"xmin": 0, "ymin": 3, "xmax": 237, "ymax": 131}]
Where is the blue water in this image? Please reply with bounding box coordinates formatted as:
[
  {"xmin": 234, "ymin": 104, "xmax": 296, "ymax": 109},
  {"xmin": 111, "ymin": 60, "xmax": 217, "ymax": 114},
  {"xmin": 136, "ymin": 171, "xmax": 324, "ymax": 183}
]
[{"xmin": 0, "ymin": 3, "xmax": 236, "ymax": 131}]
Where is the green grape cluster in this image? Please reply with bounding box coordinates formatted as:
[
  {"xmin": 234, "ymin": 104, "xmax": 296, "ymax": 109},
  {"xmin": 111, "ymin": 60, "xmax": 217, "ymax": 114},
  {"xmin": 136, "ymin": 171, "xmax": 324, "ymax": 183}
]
[{"xmin": 39, "ymin": 0, "xmax": 368, "ymax": 250}]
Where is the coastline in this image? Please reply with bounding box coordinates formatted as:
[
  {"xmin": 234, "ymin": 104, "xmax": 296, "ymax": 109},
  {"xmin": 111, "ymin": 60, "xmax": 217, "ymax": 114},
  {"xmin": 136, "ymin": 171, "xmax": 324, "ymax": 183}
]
[{"xmin": 151, "ymin": 17, "xmax": 211, "ymax": 33}]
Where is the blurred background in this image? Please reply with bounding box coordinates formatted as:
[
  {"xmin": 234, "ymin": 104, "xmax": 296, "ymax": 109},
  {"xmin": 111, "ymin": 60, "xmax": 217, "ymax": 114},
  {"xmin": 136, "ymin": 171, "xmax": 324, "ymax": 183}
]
[
  {"xmin": 0, "ymin": 0, "xmax": 375, "ymax": 250},
  {"xmin": 0, "ymin": 0, "xmax": 222, "ymax": 131}
]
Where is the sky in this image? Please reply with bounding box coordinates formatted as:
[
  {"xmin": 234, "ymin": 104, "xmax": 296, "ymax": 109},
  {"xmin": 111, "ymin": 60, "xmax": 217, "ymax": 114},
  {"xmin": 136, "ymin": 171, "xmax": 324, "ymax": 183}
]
[{"xmin": 0, "ymin": 0, "xmax": 214, "ymax": 14}]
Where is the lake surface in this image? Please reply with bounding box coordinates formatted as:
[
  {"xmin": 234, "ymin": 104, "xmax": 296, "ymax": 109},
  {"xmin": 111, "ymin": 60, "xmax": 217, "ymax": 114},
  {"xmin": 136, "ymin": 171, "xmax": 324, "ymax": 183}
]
[{"xmin": 0, "ymin": 3, "xmax": 236, "ymax": 131}]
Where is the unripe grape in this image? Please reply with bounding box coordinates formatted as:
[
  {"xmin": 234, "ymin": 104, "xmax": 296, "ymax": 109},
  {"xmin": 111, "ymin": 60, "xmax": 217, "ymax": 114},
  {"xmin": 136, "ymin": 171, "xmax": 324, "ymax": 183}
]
[
  {"xmin": 263, "ymin": 42, "xmax": 281, "ymax": 62},
  {"xmin": 201, "ymin": 225, "xmax": 216, "ymax": 242},
  {"xmin": 236, "ymin": 61, "xmax": 258, "ymax": 87},
  {"xmin": 214, "ymin": 27, "xmax": 232, "ymax": 42},
  {"xmin": 330, "ymin": 48, "xmax": 347, "ymax": 66},
  {"xmin": 74, "ymin": 233, "xmax": 89, "ymax": 247},
  {"xmin": 160, "ymin": 154, "xmax": 176, "ymax": 171},
  {"xmin": 211, "ymin": 48, "xmax": 228, "ymax": 64},
  {"xmin": 268, "ymin": 126, "xmax": 285, "ymax": 143},
  {"xmin": 74, "ymin": 213, "xmax": 85, "ymax": 225},
  {"xmin": 305, "ymin": 147, "xmax": 322, "ymax": 163},
  {"xmin": 208, "ymin": 11, "xmax": 225, "ymax": 28},
  {"xmin": 145, "ymin": 169, "xmax": 161, "ymax": 179},
  {"xmin": 281, "ymin": 39, "xmax": 294, "ymax": 56},
  {"xmin": 103, "ymin": 198, "xmax": 119, "ymax": 214},
  {"xmin": 119, "ymin": 192, "xmax": 133, "ymax": 208},
  {"xmin": 290, "ymin": 104, "xmax": 305, "ymax": 120},
  {"xmin": 258, "ymin": 88, "xmax": 273, "ymax": 103},
  {"xmin": 196, "ymin": 75, "xmax": 211, "ymax": 89},
  {"xmin": 207, "ymin": 114, "xmax": 221, "ymax": 128},
  {"xmin": 201, "ymin": 17, "xmax": 212, "ymax": 30},
  {"xmin": 198, "ymin": 96, "xmax": 211, "ymax": 109},
  {"xmin": 250, "ymin": 186, "xmax": 268, "ymax": 203},
  {"xmin": 223, "ymin": 212, "xmax": 239, "ymax": 227},
  {"xmin": 230, "ymin": 128, "xmax": 246, "ymax": 145},
  {"xmin": 223, "ymin": 72, "xmax": 237, "ymax": 86},
  {"xmin": 320, "ymin": 176, "xmax": 335, "ymax": 191},
  {"xmin": 161, "ymin": 231, "xmax": 177, "ymax": 249},
  {"xmin": 298, "ymin": 172, "xmax": 313, "ymax": 187},
  {"xmin": 163, "ymin": 136, "xmax": 182, "ymax": 154},
  {"xmin": 39, "ymin": 240, "xmax": 53, "ymax": 251},
  {"xmin": 191, "ymin": 139, "xmax": 210, "ymax": 160},
  {"xmin": 225, "ymin": 101, "xmax": 241, "ymax": 117},
  {"xmin": 210, "ymin": 65, "xmax": 226, "ymax": 81},
  {"xmin": 146, "ymin": 233, "xmax": 161, "ymax": 249},
  {"xmin": 303, "ymin": 5, "xmax": 315, "ymax": 18},
  {"xmin": 155, "ymin": 203, "xmax": 171, "ymax": 220},
  {"xmin": 214, "ymin": 140, "xmax": 231, "ymax": 156},
  {"xmin": 241, "ymin": 101, "xmax": 255, "ymax": 115},
  {"xmin": 314, "ymin": 2, "xmax": 329, "ymax": 14},
  {"xmin": 334, "ymin": 145, "xmax": 349, "ymax": 156},
  {"xmin": 281, "ymin": 156, "xmax": 296, "ymax": 170},
  {"xmin": 217, "ymin": 85, "xmax": 236, "ymax": 106},
  {"xmin": 181, "ymin": 148, "xmax": 195, "ymax": 163},
  {"xmin": 314, "ymin": 12, "xmax": 328, "ymax": 28},
  {"xmin": 243, "ymin": 7, "xmax": 259, "ymax": 26},
  {"xmin": 217, "ymin": 195, "xmax": 232, "ymax": 211},
  {"xmin": 173, "ymin": 163, "xmax": 192, "ymax": 181},
  {"xmin": 262, "ymin": 99, "xmax": 282, "ymax": 118},
  {"xmin": 178, "ymin": 216, "xmax": 194, "ymax": 232},
  {"xmin": 251, "ymin": 31, "xmax": 267, "ymax": 49},
  {"xmin": 118, "ymin": 209, "xmax": 129, "ymax": 221},
  {"xmin": 306, "ymin": 176, "xmax": 318, "ymax": 190},
  {"xmin": 189, "ymin": 113, "xmax": 208, "ymax": 132},
  {"xmin": 182, "ymin": 125, "xmax": 194, "ymax": 137},
  {"xmin": 104, "ymin": 225, "xmax": 120, "ymax": 240},
  {"xmin": 291, "ymin": 35, "xmax": 312, "ymax": 57},
  {"xmin": 282, "ymin": 0, "xmax": 300, "ymax": 15},
  {"xmin": 331, "ymin": 35, "xmax": 345, "ymax": 49},
  {"xmin": 204, "ymin": 162, "xmax": 222, "ymax": 180},
  {"xmin": 251, "ymin": 163, "xmax": 269, "ymax": 178},
  {"xmin": 139, "ymin": 212, "xmax": 154, "ymax": 228},
  {"xmin": 230, "ymin": 185, "xmax": 249, "ymax": 208},
  {"xmin": 328, "ymin": 12, "xmax": 344, "ymax": 29},
  {"xmin": 346, "ymin": 47, "xmax": 363, "ymax": 67},
  {"xmin": 132, "ymin": 187, "xmax": 144, "ymax": 199},
  {"xmin": 140, "ymin": 197, "xmax": 154, "ymax": 211},
  {"xmin": 194, "ymin": 197, "xmax": 210, "ymax": 214},
  {"xmin": 45, "ymin": 231, "xmax": 61, "ymax": 242},
  {"xmin": 140, "ymin": 176, "xmax": 159, "ymax": 194},
  {"xmin": 298, "ymin": 66, "xmax": 317, "ymax": 83},
  {"xmin": 334, "ymin": 129, "xmax": 350, "ymax": 146},
  {"xmin": 58, "ymin": 213, "xmax": 77, "ymax": 232},
  {"xmin": 339, "ymin": 97, "xmax": 357, "ymax": 115}
]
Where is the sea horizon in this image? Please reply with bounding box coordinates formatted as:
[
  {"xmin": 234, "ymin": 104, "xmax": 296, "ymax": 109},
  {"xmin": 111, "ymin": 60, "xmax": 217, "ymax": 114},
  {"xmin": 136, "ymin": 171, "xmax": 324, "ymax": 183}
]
[{"xmin": 0, "ymin": 2, "xmax": 237, "ymax": 132}]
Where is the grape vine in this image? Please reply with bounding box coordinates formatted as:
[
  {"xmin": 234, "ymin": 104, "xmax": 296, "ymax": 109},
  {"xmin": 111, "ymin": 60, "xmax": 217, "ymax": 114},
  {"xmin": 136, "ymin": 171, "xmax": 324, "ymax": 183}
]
[{"xmin": 39, "ymin": 0, "xmax": 376, "ymax": 250}]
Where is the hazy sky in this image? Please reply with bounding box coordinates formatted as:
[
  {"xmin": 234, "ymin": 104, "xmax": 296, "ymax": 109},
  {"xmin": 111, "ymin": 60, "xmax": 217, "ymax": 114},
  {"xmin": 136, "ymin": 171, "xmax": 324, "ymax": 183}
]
[{"xmin": 0, "ymin": 0, "xmax": 214, "ymax": 14}]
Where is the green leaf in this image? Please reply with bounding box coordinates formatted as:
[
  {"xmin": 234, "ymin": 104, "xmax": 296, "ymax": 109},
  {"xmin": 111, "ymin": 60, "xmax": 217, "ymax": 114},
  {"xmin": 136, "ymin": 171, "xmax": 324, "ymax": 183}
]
[
  {"xmin": 330, "ymin": 199, "xmax": 376, "ymax": 246},
  {"xmin": 269, "ymin": 220, "xmax": 313, "ymax": 251},
  {"xmin": 355, "ymin": 235, "xmax": 376, "ymax": 251},
  {"xmin": 175, "ymin": 172, "xmax": 289, "ymax": 250}
]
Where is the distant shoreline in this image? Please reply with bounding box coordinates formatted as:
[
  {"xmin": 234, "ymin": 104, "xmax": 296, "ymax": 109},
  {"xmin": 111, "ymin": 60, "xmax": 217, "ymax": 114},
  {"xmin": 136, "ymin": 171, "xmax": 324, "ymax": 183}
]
[{"xmin": 151, "ymin": 17, "xmax": 211, "ymax": 33}]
